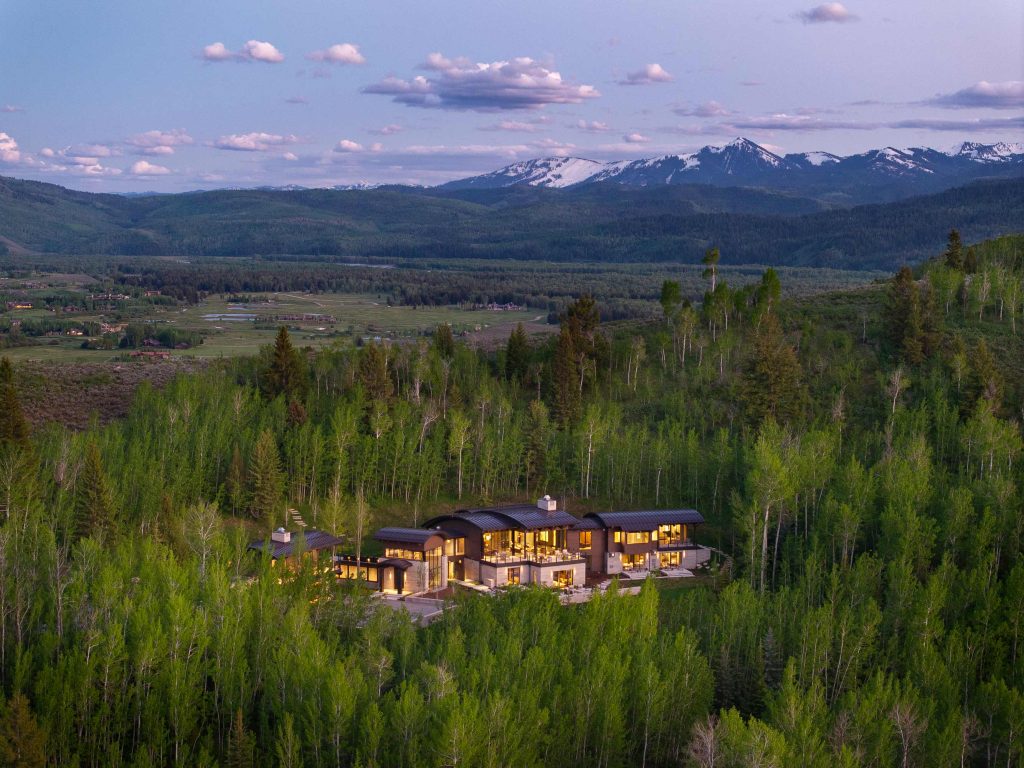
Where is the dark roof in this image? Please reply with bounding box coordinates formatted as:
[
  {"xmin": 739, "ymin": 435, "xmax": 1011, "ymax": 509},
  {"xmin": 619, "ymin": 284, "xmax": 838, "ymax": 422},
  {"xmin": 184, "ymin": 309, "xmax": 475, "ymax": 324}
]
[
  {"xmin": 378, "ymin": 557, "xmax": 414, "ymax": 570},
  {"xmin": 425, "ymin": 504, "xmax": 579, "ymax": 532},
  {"xmin": 248, "ymin": 530, "xmax": 344, "ymax": 559},
  {"xmin": 584, "ymin": 509, "xmax": 705, "ymax": 531},
  {"xmin": 573, "ymin": 517, "xmax": 603, "ymax": 530},
  {"xmin": 374, "ymin": 527, "xmax": 447, "ymax": 546}
]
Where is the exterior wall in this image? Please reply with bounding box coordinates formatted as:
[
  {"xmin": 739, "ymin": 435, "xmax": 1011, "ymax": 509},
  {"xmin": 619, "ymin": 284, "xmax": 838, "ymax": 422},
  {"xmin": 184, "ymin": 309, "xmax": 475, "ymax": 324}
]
[
  {"xmin": 586, "ymin": 530, "xmax": 605, "ymax": 574},
  {"xmin": 433, "ymin": 518, "xmax": 484, "ymax": 560},
  {"xmin": 605, "ymin": 551, "xmax": 623, "ymax": 575},
  {"xmin": 464, "ymin": 558, "xmax": 481, "ymax": 583},
  {"xmin": 657, "ymin": 546, "xmax": 711, "ymax": 569},
  {"xmin": 531, "ymin": 561, "xmax": 586, "ymax": 588}
]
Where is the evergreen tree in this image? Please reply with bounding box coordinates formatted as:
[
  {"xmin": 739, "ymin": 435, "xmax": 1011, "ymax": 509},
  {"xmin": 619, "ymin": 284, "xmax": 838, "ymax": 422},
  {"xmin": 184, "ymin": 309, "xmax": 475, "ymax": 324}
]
[
  {"xmin": 552, "ymin": 326, "xmax": 580, "ymax": 425},
  {"xmin": 969, "ymin": 338, "xmax": 1003, "ymax": 411},
  {"xmin": 885, "ymin": 267, "xmax": 926, "ymax": 364},
  {"xmin": 263, "ymin": 327, "xmax": 305, "ymax": 400},
  {"xmin": 0, "ymin": 693, "xmax": 46, "ymax": 768},
  {"xmin": 505, "ymin": 323, "xmax": 530, "ymax": 383},
  {"xmin": 740, "ymin": 313, "xmax": 805, "ymax": 425},
  {"xmin": 226, "ymin": 709, "xmax": 255, "ymax": 768},
  {"xmin": 757, "ymin": 268, "xmax": 781, "ymax": 313},
  {"xmin": 434, "ymin": 323, "xmax": 455, "ymax": 358},
  {"xmin": 944, "ymin": 229, "xmax": 964, "ymax": 270},
  {"xmin": 225, "ymin": 443, "xmax": 246, "ymax": 515},
  {"xmin": 74, "ymin": 442, "xmax": 115, "ymax": 540},
  {"xmin": 357, "ymin": 343, "xmax": 394, "ymax": 402},
  {"xmin": 248, "ymin": 429, "xmax": 283, "ymax": 523},
  {"xmin": 963, "ymin": 245, "xmax": 978, "ymax": 274},
  {"xmin": 0, "ymin": 357, "xmax": 30, "ymax": 449}
]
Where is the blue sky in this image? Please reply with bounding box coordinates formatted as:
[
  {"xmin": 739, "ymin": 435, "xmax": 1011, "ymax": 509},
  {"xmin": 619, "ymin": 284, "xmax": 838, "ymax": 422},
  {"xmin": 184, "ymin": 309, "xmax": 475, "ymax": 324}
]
[{"xmin": 0, "ymin": 0, "xmax": 1021, "ymax": 190}]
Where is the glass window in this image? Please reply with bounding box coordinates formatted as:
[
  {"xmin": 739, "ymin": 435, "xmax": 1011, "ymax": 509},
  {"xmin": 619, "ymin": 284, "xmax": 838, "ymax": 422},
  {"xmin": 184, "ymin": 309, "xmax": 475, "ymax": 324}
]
[
  {"xmin": 445, "ymin": 537, "xmax": 465, "ymax": 556},
  {"xmin": 626, "ymin": 531, "xmax": 650, "ymax": 545},
  {"xmin": 507, "ymin": 567, "xmax": 521, "ymax": 585},
  {"xmin": 613, "ymin": 530, "xmax": 623, "ymax": 543},
  {"xmin": 579, "ymin": 530, "xmax": 592, "ymax": 550},
  {"xmin": 553, "ymin": 569, "xmax": 573, "ymax": 588}
]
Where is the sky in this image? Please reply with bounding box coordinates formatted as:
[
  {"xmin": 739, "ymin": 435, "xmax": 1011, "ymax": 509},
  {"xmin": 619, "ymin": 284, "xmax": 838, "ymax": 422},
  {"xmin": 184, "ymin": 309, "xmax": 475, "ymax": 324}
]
[{"xmin": 0, "ymin": 0, "xmax": 1021, "ymax": 191}]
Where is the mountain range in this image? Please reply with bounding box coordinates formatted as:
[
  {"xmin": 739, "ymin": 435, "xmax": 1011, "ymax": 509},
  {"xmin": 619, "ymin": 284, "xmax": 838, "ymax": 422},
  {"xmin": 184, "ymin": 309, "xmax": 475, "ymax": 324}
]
[{"xmin": 440, "ymin": 138, "xmax": 1024, "ymax": 204}]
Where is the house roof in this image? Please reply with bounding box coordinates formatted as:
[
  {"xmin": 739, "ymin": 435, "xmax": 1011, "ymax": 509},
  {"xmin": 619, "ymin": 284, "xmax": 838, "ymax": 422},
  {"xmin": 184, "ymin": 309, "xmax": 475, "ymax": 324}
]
[
  {"xmin": 584, "ymin": 509, "xmax": 705, "ymax": 531},
  {"xmin": 573, "ymin": 517, "xmax": 603, "ymax": 530},
  {"xmin": 374, "ymin": 527, "xmax": 447, "ymax": 546},
  {"xmin": 424, "ymin": 504, "xmax": 579, "ymax": 532},
  {"xmin": 248, "ymin": 530, "xmax": 344, "ymax": 559}
]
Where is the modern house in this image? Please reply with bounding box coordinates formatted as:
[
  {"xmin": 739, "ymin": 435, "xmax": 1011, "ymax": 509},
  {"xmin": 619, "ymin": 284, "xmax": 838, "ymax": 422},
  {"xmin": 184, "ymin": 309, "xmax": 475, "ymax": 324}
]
[{"xmin": 251, "ymin": 497, "xmax": 709, "ymax": 595}]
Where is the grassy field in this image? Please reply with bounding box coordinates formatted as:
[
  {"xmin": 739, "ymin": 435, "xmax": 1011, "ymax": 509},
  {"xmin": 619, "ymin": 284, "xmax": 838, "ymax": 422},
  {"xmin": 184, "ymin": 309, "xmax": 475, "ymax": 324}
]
[{"xmin": 1, "ymin": 289, "xmax": 543, "ymax": 362}]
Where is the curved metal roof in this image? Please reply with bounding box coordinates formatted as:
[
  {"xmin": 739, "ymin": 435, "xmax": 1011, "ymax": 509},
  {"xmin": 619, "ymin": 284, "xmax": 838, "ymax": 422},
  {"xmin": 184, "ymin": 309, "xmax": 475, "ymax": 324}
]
[
  {"xmin": 424, "ymin": 504, "xmax": 579, "ymax": 532},
  {"xmin": 247, "ymin": 530, "xmax": 344, "ymax": 559},
  {"xmin": 374, "ymin": 527, "xmax": 447, "ymax": 545},
  {"xmin": 584, "ymin": 509, "xmax": 705, "ymax": 531},
  {"xmin": 378, "ymin": 557, "xmax": 414, "ymax": 571}
]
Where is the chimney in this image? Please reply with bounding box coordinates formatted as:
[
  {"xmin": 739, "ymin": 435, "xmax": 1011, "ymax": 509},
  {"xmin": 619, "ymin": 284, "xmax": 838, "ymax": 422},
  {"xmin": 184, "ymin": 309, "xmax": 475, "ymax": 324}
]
[
  {"xmin": 537, "ymin": 495, "xmax": 557, "ymax": 512},
  {"xmin": 271, "ymin": 527, "xmax": 291, "ymax": 543}
]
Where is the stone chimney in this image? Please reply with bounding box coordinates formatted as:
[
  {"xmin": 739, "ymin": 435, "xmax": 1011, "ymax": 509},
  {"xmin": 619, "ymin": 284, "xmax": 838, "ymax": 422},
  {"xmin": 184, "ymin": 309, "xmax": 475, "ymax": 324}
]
[
  {"xmin": 537, "ymin": 494, "xmax": 557, "ymax": 512},
  {"xmin": 271, "ymin": 527, "xmax": 291, "ymax": 543}
]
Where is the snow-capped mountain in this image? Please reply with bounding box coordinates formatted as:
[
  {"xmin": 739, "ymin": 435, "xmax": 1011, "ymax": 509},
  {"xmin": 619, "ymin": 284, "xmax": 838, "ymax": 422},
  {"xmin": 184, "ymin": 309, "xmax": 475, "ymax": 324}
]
[
  {"xmin": 440, "ymin": 138, "xmax": 1024, "ymax": 198},
  {"xmin": 448, "ymin": 156, "xmax": 605, "ymax": 189}
]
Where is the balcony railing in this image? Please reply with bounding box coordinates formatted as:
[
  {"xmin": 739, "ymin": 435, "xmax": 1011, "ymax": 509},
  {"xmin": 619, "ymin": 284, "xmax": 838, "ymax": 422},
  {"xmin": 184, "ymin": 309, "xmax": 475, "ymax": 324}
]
[{"xmin": 481, "ymin": 550, "xmax": 584, "ymax": 565}]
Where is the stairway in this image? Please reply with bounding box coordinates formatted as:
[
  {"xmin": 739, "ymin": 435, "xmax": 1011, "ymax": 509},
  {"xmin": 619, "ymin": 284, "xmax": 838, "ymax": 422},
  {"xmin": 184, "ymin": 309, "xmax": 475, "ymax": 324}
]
[{"xmin": 287, "ymin": 508, "xmax": 307, "ymax": 529}]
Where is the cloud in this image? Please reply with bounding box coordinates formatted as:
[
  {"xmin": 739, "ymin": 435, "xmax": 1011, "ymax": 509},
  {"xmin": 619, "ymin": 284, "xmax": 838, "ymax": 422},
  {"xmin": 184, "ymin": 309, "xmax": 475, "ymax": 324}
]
[
  {"xmin": 0, "ymin": 133, "xmax": 21, "ymax": 163},
  {"xmin": 308, "ymin": 43, "xmax": 365, "ymax": 65},
  {"xmin": 1, "ymin": 105, "xmax": 24, "ymax": 113},
  {"xmin": 334, "ymin": 139, "xmax": 383, "ymax": 153},
  {"xmin": 674, "ymin": 101, "xmax": 731, "ymax": 117},
  {"xmin": 369, "ymin": 124, "xmax": 403, "ymax": 135},
  {"xmin": 213, "ymin": 132, "xmax": 298, "ymax": 151},
  {"xmin": 478, "ymin": 118, "xmax": 549, "ymax": 132},
  {"xmin": 285, "ymin": 96, "xmax": 309, "ymax": 105},
  {"xmin": 283, "ymin": 152, "xmax": 299, "ymax": 161},
  {"xmin": 130, "ymin": 160, "xmax": 171, "ymax": 176},
  {"xmin": 619, "ymin": 63, "xmax": 673, "ymax": 86},
  {"xmin": 363, "ymin": 53, "xmax": 599, "ymax": 111},
  {"xmin": 796, "ymin": 3, "xmax": 858, "ymax": 23},
  {"xmin": 925, "ymin": 81, "xmax": 1024, "ymax": 110},
  {"xmin": 202, "ymin": 40, "xmax": 284, "ymax": 63},
  {"xmin": 573, "ymin": 119, "xmax": 612, "ymax": 133},
  {"xmin": 531, "ymin": 138, "xmax": 577, "ymax": 156},
  {"xmin": 889, "ymin": 115, "xmax": 1024, "ymax": 132},
  {"xmin": 728, "ymin": 114, "xmax": 875, "ymax": 130},
  {"xmin": 623, "ymin": 132, "xmax": 651, "ymax": 143},
  {"xmin": 33, "ymin": 145, "xmax": 122, "ymax": 176},
  {"xmin": 125, "ymin": 129, "xmax": 193, "ymax": 156}
]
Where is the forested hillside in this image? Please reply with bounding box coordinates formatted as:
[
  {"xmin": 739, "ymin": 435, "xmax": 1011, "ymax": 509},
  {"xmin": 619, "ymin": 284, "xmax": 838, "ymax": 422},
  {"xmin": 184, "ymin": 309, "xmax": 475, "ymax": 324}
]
[
  {"xmin": 1, "ymin": 172, "xmax": 1021, "ymax": 269},
  {"xmin": 1, "ymin": 235, "xmax": 1023, "ymax": 766}
]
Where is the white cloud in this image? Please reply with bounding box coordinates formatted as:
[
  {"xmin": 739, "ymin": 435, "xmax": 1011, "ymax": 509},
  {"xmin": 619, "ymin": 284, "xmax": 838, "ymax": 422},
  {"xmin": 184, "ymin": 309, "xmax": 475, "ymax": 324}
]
[
  {"xmin": 478, "ymin": 119, "xmax": 546, "ymax": 133},
  {"xmin": 308, "ymin": 43, "xmax": 365, "ymax": 65},
  {"xmin": 369, "ymin": 124, "xmax": 403, "ymax": 136},
  {"xmin": 363, "ymin": 53, "xmax": 599, "ymax": 111},
  {"xmin": 335, "ymin": 139, "xmax": 365, "ymax": 153},
  {"xmin": 283, "ymin": 152, "xmax": 299, "ymax": 161},
  {"xmin": 727, "ymin": 114, "xmax": 875, "ymax": 130},
  {"xmin": 674, "ymin": 101, "xmax": 731, "ymax": 117},
  {"xmin": 619, "ymin": 63, "xmax": 673, "ymax": 86},
  {"xmin": 125, "ymin": 129, "xmax": 193, "ymax": 156},
  {"xmin": 0, "ymin": 132, "xmax": 21, "ymax": 163},
  {"xmin": 130, "ymin": 160, "xmax": 171, "ymax": 176},
  {"xmin": 1, "ymin": 105, "xmax": 24, "ymax": 113},
  {"xmin": 623, "ymin": 132, "xmax": 650, "ymax": 143},
  {"xmin": 926, "ymin": 81, "xmax": 1024, "ymax": 110},
  {"xmin": 796, "ymin": 3, "xmax": 858, "ymax": 23},
  {"xmin": 213, "ymin": 132, "xmax": 299, "ymax": 151},
  {"xmin": 574, "ymin": 119, "xmax": 612, "ymax": 133},
  {"xmin": 202, "ymin": 40, "xmax": 284, "ymax": 63}
]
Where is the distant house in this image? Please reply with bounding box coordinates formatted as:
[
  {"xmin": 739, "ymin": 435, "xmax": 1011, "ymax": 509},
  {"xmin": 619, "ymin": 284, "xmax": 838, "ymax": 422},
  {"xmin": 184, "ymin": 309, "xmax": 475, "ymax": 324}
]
[
  {"xmin": 5, "ymin": 302, "xmax": 33, "ymax": 310},
  {"xmin": 248, "ymin": 528, "xmax": 344, "ymax": 570},
  {"xmin": 130, "ymin": 350, "xmax": 171, "ymax": 360},
  {"xmin": 144, "ymin": 290, "xmax": 161, "ymax": 297}
]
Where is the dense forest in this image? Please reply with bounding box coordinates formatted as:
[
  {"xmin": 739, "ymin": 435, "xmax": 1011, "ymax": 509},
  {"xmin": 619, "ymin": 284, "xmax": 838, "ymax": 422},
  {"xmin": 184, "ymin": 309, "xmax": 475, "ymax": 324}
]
[
  {"xmin": 1, "ymin": 172, "xmax": 1021, "ymax": 269},
  {"xmin": 1, "ymin": 233, "xmax": 1023, "ymax": 766}
]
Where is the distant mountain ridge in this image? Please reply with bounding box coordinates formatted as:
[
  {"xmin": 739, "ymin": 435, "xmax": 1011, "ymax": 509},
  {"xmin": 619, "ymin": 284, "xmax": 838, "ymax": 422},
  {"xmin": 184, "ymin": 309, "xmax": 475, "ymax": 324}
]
[{"xmin": 441, "ymin": 138, "xmax": 1024, "ymax": 203}]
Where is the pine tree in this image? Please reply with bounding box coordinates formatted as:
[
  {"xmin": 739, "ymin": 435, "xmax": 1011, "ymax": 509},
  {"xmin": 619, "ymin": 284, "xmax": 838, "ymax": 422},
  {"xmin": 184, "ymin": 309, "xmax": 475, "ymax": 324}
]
[
  {"xmin": 225, "ymin": 444, "xmax": 246, "ymax": 515},
  {"xmin": 0, "ymin": 357, "xmax": 30, "ymax": 449},
  {"xmin": 505, "ymin": 323, "xmax": 530, "ymax": 383},
  {"xmin": 552, "ymin": 326, "xmax": 580, "ymax": 426},
  {"xmin": 944, "ymin": 229, "xmax": 964, "ymax": 270},
  {"xmin": 885, "ymin": 267, "xmax": 926, "ymax": 364},
  {"xmin": 740, "ymin": 313, "xmax": 805, "ymax": 426},
  {"xmin": 263, "ymin": 326, "xmax": 305, "ymax": 400},
  {"xmin": 358, "ymin": 343, "xmax": 394, "ymax": 402},
  {"xmin": 226, "ymin": 709, "xmax": 255, "ymax": 768},
  {"xmin": 0, "ymin": 693, "xmax": 47, "ymax": 768},
  {"xmin": 660, "ymin": 280, "xmax": 682, "ymax": 323},
  {"xmin": 74, "ymin": 442, "xmax": 115, "ymax": 540},
  {"xmin": 249, "ymin": 429, "xmax": 283, "ymax": 523},
  {"xmin": 434, "ymin": 323, "xmax": 455, "ymax": 358},
  {"xmin": 963, "ymin": 246, "xmax": 978, "ymax": 274}
]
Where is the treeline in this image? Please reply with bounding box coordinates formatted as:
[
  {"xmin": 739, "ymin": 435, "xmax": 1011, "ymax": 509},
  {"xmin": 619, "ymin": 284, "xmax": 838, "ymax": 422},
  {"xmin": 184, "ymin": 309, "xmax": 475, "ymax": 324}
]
[{"xmin": 0, "ymin": 236, "xmax": 1023, "ymax": 765}]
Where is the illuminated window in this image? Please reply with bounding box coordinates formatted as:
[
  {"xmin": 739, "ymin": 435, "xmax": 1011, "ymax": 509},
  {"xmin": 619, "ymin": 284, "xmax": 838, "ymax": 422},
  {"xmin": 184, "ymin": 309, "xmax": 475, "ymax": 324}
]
[
  {"xmin": 445, "ymin": 537, "xmax": 465, "ymax": 556},
  {"xmin": 613, "ymin": 530, "xmax": 623, "ymax": 543},
  {"xmin": 384, "ymin": 547, "xmax": 424, "ymax": 561},
  {"xmin": 553, "ymin": 569, "xmax": 573, "ymax": 587},
  {"xmin": 626, "ymin": 531, "xmax": 651, "ymax": 545},
  {"xmin": 579, "ymin": 530, "xmax": 592, "ymax": 550},
  {"xmin": 507, "ymin": 567, "xmax": 521, "ymax": 585}
]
